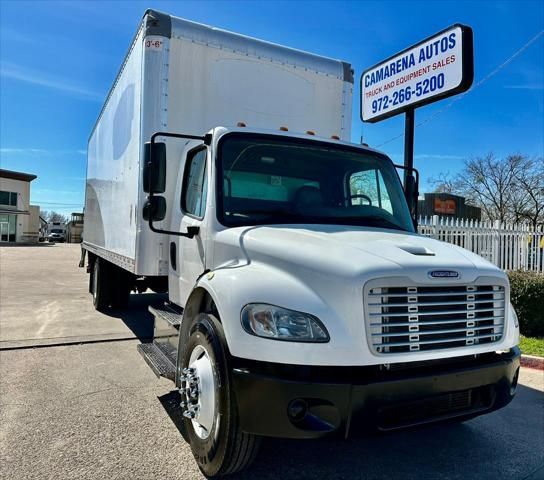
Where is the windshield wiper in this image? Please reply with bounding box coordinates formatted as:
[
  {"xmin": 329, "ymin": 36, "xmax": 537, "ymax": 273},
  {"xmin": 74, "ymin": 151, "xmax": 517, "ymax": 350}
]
[
  {"xmin": 359, "ymin": 215, "xmax": 406, "ymax": 231},
  {"xmin": 230, "ymin": 210, "xmax": 334, "ymax": 226},
  {"xmin": 228, "ymin": 211, "xmax": 408, "ymax": 231}
]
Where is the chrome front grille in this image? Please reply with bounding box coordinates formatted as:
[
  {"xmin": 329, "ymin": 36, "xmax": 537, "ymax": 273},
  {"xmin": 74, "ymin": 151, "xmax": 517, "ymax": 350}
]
[{"xmin": 366, "ymin": 284, "xmax": 505, "ymax": 354}]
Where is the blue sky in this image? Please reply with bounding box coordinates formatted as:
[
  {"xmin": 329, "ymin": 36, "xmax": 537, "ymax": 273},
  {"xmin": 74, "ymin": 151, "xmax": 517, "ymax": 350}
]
[{"xmin": 1, "ymin": 0, "xmax": 543, "ymax": 215}]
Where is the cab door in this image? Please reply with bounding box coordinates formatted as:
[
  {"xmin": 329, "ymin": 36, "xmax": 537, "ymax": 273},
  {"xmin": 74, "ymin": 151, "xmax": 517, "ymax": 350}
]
[{"xmin": 169, "ymin": 146, "xmax": 209, "ymax": 307}]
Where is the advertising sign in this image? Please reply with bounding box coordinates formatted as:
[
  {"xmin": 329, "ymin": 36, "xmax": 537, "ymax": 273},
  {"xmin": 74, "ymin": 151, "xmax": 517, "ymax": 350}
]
[
  {"xmin": 434, "ymin": 198, "xmax": 457, "ymax": 215},
  {"xmin": 361, "ymin": 24, "xmax": 473, "ymax": 123}
]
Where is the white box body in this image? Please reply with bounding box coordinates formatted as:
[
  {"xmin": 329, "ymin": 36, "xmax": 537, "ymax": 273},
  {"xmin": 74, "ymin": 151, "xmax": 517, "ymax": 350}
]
[{"xmin": 84, "ymin": 10, "xmax": 353, "ymax": 275}]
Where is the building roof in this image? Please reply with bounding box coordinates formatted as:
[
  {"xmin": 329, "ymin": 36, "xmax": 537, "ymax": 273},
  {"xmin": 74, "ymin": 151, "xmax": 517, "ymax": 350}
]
[{"xmin": 0, "ymin": 169, "xmax": 37, "ymax": 182}]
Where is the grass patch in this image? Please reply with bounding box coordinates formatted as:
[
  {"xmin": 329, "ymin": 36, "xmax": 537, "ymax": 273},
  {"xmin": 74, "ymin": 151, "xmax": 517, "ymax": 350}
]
[{"xmin": 520, "ymin": 335, "xmax": 544, "ymax": 357}]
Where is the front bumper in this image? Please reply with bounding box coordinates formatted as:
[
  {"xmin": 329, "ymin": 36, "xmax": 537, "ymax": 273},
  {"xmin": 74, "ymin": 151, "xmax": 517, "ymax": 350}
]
[{"xmin": 232, "ymin": 348, "xmax": 520, "ymax": 439}]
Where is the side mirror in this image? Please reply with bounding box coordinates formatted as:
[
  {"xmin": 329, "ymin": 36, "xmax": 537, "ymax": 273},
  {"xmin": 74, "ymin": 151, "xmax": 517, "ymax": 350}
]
[
  {"xmin": 143, "ymin": 196, "xmax": 167, "ymax": 221},
  {"xmin": 404, "ymin": 174, "xmax": 419, "ymax": 221},
  {"xmin": 186, "ymin": 226, "xmax": 200, "ymax": 238},
  {"xmin": 143, "ymin": 142, "xmax": 166, "ymax": 193}
]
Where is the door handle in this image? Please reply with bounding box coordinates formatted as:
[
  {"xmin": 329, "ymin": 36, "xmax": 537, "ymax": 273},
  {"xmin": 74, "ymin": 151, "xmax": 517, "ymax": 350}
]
[{"xmin": 170, "ymin": 241, "xmax": 177, "ymax": 271}]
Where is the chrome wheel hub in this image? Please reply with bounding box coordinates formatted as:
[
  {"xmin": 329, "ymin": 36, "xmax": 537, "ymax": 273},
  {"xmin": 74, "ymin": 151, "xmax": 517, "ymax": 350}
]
[{"xmin": 180, "ymin": 345, "xmax": 216, "ymax": 440}]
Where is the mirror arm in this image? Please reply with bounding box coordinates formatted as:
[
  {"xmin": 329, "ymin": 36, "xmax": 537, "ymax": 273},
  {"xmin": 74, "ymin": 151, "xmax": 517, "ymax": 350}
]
[
  {"xmin": 147, "ymin": 130, "xmax": 211, "ymax": 238},
  {"xmin": 147, "ymin": 201, "xmax": 199, "ymax": 238}
]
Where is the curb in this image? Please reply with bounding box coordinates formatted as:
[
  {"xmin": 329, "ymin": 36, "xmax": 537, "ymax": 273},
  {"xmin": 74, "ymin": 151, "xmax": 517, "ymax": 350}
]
[{"xmin": 521, "ymin": 354, "xmax": 544, "ymax": 371}]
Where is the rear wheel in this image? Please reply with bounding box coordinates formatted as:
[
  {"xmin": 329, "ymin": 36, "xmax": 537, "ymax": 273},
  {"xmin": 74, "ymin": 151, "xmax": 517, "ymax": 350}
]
[
  {"xmin": 92, "ymin": 258, "xmax": 110, "ymax": 311},
  {"xmin": 180, "ymin": 313, "xmax": 260, "ymax": 477},
  {"xmin": 111, "ymin": 267, "xmax": 131, "ymax": 309},
  {"xmin": 91, "ymin": 258, "xmax": 131, "ymax": 310}
]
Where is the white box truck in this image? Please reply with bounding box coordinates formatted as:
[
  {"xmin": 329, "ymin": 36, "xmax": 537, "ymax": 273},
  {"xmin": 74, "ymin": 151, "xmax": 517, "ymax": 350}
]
[
  {"xmin": 47, "ymin": 221, "xmax": 66, "ymax": 243},
  {"xmin": 82, "ymin": 10, "xmax": 520, "ymax": 477}
]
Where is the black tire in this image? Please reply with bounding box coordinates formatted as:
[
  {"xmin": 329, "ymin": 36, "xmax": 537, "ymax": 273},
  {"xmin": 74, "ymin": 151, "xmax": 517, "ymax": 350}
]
[
  {"xmin": 181, "ymin": 313, "xmax": 260, "ymax": 477},
  {"xmin": 111, "ymin": 267, "xmax": 131, "ymax": 309},
  {"xmin": 88, "ymin": 258, "xmax": 95, "ymax": 294},
  {"xmin": 92, "ymin": 258, "xmax": 111, "ymax": 311},
  {"xmin": 91, "ymin": 258, "xmax": 131, "ymax": 310}
]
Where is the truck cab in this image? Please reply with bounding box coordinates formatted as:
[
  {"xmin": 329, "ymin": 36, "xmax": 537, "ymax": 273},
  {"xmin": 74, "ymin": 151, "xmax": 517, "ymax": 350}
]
[{"xmin": 140, "ymin": 124, "xmax": 520, "ymax": 476}]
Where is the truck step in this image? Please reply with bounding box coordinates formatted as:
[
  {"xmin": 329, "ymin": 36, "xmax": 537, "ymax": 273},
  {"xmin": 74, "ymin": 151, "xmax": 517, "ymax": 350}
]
[
  {"xmin": 137, "ymin": 342, "xmax": 177, "ymax": 381},
  {"xmin": 149, "ymin": 305, "xmax": 183, "ymax": 328}
]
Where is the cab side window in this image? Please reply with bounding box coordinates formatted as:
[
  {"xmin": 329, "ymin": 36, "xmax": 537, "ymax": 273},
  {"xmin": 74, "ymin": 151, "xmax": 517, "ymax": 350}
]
[
  {"xmin": 181, "ymin": 149, "xmax": 207, "ymax": 218},
  {"xmin": 349, "ymin": 169, "xmax": 393, "ymax": 214}
]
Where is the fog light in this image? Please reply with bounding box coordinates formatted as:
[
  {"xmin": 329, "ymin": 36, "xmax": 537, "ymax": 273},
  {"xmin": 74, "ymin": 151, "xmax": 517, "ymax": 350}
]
[{"xmin": 287, "ymin": 399, "xmax": 308, "ymax": 422}]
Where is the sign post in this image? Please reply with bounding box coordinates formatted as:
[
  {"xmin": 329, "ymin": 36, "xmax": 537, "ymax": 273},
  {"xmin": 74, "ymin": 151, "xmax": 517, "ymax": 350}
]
[
  {"xmin": 360, "ymin": 24, "xmax": 474, "ymax": 215},
  {"xmin": 403, "ymin": 108, "xmax": 415, "ymax": 185}
]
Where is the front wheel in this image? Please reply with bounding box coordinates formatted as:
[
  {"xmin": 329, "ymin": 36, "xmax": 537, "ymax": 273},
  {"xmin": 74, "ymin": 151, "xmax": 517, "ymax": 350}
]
[{"xmin": 180, "ymin": 313, "xmax": 260, "ymax": 477}]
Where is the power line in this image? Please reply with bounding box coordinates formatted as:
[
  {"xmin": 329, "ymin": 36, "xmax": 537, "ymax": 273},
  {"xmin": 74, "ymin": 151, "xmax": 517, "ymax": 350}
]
[{"xmin": 376, "ymin": 29, "xmax": 544, "ymax": 148}]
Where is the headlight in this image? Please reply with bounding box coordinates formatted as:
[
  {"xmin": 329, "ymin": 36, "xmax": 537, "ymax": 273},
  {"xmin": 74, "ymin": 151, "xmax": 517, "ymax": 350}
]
[{"xmin": 241, "ymin": 303, "xmax": 329, "ymax": 343}]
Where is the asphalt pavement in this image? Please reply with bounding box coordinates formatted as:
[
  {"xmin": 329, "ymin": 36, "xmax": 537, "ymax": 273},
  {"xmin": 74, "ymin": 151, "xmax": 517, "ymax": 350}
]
[
  {"xmin": 1, "ymin": 244, "xmax": 543, "ymax": 480},
  {"xmin": 0, "ymin": 243, "xmax": 163, "ymax": 348}
]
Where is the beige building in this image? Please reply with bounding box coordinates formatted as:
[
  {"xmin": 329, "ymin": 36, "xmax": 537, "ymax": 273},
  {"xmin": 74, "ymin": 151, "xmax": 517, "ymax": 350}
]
[
  {"xmin": 66, "ymin": 212, "xmax": 84, "ymax": 243},
  {"xmin": 0, "ymin": 169, "xmax": 41, "ymax": 243}
]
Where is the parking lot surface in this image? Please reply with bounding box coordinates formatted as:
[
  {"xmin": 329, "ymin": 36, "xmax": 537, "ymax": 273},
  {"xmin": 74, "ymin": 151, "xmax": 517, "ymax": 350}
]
[
  {"xmin": 0, "ymin": 244, "xmax": 161, "ymax": 348},
  {"xmin": 1, "ymin": 244, "xmax": 543, "ymax": 480}
]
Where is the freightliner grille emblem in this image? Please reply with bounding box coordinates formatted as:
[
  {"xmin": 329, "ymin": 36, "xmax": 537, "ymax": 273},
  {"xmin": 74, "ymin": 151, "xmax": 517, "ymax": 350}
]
[{"xmin": 428, "ymin": 270, "xmax": 460, "ymax": 279}]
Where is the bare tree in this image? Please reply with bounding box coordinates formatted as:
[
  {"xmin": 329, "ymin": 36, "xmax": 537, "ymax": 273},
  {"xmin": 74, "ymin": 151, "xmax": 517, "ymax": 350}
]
[
  {"xmin": 428, "ymin": 172, "xmax": 461, "ymax": 194},
  {"xmin": 427, "ymin": 154, "xmax": 543, "ymax": 225},
  {"xmin": 514, "ymin": 157, "xmax": 544, "ymax": 228},
  {"xmin": 458, "ymin": 154, "xmax": 525, "ymax": 222},
  {"xmin": 40, "ymin": 210, "xmax": 69, "ymax": 224}
]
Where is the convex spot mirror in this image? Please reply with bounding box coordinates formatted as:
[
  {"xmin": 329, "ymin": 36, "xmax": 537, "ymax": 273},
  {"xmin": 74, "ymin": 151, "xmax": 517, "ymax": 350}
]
[
  {"xmin": 143, "ymin": 196, "xmax": 166, "ymax": 221},
  {"xmin": 143, "ymin": 142, "xmax": 166, "ymax": 193}
]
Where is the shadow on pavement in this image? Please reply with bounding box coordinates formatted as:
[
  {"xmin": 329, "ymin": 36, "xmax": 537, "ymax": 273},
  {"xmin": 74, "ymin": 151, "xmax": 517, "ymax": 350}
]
[
  {"xmin": 158, "ymin": 390, "xmax": 190, "ymax": 442},
  {"xmin": 101, "ymin": 292, "xmax": 168, "ymax": 341},
  {"xmin": 239, "ymin": 383, "xmax": 543, "ymax": 480},
  {"xmin": 157, "ymin": 382, "xmax": 544, "ymax": 480}
]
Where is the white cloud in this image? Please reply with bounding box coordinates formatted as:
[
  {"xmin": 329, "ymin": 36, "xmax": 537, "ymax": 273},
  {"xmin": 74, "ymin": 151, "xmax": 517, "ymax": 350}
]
[
  {"xmin": 33, "ymin": 188, "xmax": 80, "ymax": 196},
  {"xmin": 1, "ymin": 148, "xmax": 87, "ymax": 156},
  {"xmin": 414, "ymin": 154, "xmax": 465, "ymax": 160},
  {"xmin": 389, "ymin": 153, "xmax": 465, "ymax": 160},
  {"xmin": 503, "ymin": 84, "xmax": 544, "ymax": 90},
  {"xmin": 0, "ymin": 148, "xmax": 48, "ymax": 154},
  {"xmin": 0, "ymin": 61, "xmax": 102, "ymax": 101}
]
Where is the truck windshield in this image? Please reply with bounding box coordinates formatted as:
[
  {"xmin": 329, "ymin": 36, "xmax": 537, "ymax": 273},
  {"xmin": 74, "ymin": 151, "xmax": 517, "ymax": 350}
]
[{"xmin": 218, "ymin": 134, "xmax": 414, "ymax": 232}]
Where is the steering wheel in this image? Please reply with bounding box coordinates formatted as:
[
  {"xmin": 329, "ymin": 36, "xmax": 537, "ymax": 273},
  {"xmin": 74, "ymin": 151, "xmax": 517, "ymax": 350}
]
[{"xmin": 348, "ymin": 193, "xmax": 372, "ymax": 206}]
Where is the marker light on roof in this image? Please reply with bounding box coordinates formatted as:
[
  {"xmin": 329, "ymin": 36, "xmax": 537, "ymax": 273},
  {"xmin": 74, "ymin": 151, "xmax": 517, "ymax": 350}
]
[
  {"xmin": 331, "ymin": 135, "xmax": 340, "ymax": 140},
  {"xmin": 306, "ymin": 130, "xmax": 315, "ymax": 136},
  {"xmin": 279, "ymin": 126, "xmax": 289, "ymax": 131},
  {"xmin": 237, "ymin": 121, "xmax": 247, "ymax": 127}
]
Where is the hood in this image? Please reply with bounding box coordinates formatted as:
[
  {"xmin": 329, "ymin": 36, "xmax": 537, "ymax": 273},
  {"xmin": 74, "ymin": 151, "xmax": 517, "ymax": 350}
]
[{"xmin": 214, "ymin": 224, "xmax": 505, "ymax": 284}]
